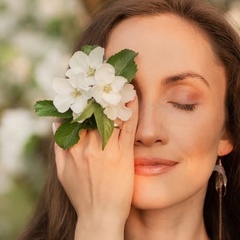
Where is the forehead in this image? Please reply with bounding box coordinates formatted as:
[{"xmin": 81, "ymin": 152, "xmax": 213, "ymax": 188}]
[
  {"xmin": 106, "ymin": 14, "xmax": 214, "ymax": 59},
  {"xmin": 106, "ymin": 14, "xmax": 226, "ymax": 90}
]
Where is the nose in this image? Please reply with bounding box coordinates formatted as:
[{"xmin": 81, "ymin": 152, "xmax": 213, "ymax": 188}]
[{"xmin": 135, "ymin": 101, "xmax": 168, "ymax": 147}]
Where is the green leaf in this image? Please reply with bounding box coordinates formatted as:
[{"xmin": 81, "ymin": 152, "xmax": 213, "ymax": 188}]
[
  {"xmin": 54, "ymin": 119, "xmax": 81, "ymax": 149},
  {"xmin": 107, "ymin": 49, "xmax": 138, "ymax": 82},
  {"xmin": 87, "ymin": 115, "xmax": 97, "ymax": 129},
  {"xmin": 81, "ymin": 45, "xmax": 98, "ymax": 55},
  {"xmin": 81, "ymin": 117, "xmax": 97, "ymax": 130},
  {"xmin": 33, "ymin": 100, "xmax": 72, "ymax": 118},
  {"xmin": 93, "ymin": 103, "xmax": 114, "ymax": 150},
  {"xmin": 72, "ymin": 99, "xmax": 94, "ymax": 123}
]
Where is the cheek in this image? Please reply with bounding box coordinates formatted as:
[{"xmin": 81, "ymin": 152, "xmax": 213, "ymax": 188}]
[
  {"xmin": 170, "ymin": 105, "xmax": 225, "ymax": 160},
  {"xmin": 170, "ymin": 111, "xmax": 224, "ymax": 197}
]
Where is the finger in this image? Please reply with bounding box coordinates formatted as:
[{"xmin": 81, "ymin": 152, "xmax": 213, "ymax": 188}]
[
  {"xmin": 84, "ymin": 129, "xmax": 102, "ymax": 151},
  {"xmin": 114, "ymin": 119, "xmax": 123, "ymax": 129},
  {"xmin": 111, "ymin": 120, "xmax": 122, "ymax": 140},
  {"xmin": 52, "ymin": 122, "xmax": 67, "ymax": 177},
  {"xmin": 119, "ymin": 96, "xmax": 139, "ymax": 150},
  {"xmin": 104, "ymin": 119, "xmax": 125, "ymax": 150},
  {"xmin": 69, "ymin": 129, "xmax": 103, "ymax": 164},
  {"xmin": 54, "ymin": 143, "xmax": 68, "ymax": 179},
  {"xmin": 68, "ymin": 129, "xmax": 88, "ymax": 158}
]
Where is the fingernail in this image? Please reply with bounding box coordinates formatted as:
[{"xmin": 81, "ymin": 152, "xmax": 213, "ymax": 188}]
[{"xmin": 52, "ymin": 122, "xmax": 57, "ymax": 134}]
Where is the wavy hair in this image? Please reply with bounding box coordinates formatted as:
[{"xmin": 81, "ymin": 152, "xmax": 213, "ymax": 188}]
[{"xmin": 19, "ymin": 0, "xmax": 240, "ymax": 239}]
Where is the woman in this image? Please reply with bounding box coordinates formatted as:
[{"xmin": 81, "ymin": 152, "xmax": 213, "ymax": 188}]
[{"xmin": 19, "ymin": 0, "xmax": 240, "ymax": 239}]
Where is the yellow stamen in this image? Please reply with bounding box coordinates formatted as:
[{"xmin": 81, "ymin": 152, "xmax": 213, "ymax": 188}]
[
  {"xmin": 72, "ymin": 89, "xmax": 81, "ymax": 98},
  {"xmin": 88, "ymin": 67, "xmax": 95, "ymax": 76},
  {"xmin": 103, "ymin": 84, "xmax": 112, "ymax": 93}
]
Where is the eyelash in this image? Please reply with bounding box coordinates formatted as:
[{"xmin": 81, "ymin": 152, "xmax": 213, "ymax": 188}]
[{"xmin": 169, "ymin": 102, "xmax": 196, "ymax": 112}]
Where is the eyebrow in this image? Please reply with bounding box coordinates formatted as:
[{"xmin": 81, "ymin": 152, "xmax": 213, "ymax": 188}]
[{"xmin": 162, "ymin": 72, "xmax": 209, "ymax": 88}]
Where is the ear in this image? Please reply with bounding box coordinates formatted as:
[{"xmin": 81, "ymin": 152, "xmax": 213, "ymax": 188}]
[{"xmin": 218, "ymin": 130, "xmax": 233, "ymax": 156}]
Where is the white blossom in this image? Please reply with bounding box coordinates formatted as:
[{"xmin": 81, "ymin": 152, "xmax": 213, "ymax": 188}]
[
  {"xmin": 91, "ymin": 63, "xmax": 127, "ymax": 108},
  {"xmin": 52, "ymin": 75, "xmax": 93, "ymax": 114},
  {"xmin": 103, "ymin": 83, "xmax": 136, "ymax": 121},
  {"xmin": 90, "ymin": 62, "xmax": 136, "ymax": 121},
  {"xmin": 66, "ymin": 46, "xmax": 104, "ymax": 79},
  {"xmin": 52, "ymin": 47, "xmax": 136, "ymax": 122}
]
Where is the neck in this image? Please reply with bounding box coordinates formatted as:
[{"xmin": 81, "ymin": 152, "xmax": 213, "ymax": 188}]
[{"xmin": 125, "ymin": 195, "xmax": 209, "ymax": 240}]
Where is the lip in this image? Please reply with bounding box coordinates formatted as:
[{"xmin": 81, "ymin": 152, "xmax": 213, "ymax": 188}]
[{"xmin": 134, "ymin": 157, "xmax": 178, "ymax": 176}]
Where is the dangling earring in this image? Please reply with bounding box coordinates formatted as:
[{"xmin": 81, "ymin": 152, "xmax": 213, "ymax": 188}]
[{"xmin": 214, "ymin": 158, "xmax": 227, "ymax": 240}]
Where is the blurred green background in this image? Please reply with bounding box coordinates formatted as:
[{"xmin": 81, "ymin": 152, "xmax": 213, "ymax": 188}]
[{"xmin": 0, "ymin": 0, "xmax": 239, "ymax": 239}]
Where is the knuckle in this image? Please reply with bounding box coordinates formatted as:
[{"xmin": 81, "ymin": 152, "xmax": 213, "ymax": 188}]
[
  {"xmin": 82, "ymin": 146, "xmax": 96, "ymax": 161},
  {"xmin": 122, "ymin": 124, "xmax": 134, "ymax": 134}
]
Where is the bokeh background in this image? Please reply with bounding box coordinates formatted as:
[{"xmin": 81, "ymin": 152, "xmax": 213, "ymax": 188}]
[{"xmin": 0, "ymin": 0, "xmax": 239, "ymax": 239}]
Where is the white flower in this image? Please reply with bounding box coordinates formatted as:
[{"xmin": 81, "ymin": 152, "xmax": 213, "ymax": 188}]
[
  {"xmin": 103, "ymin": 83, "xmax": 136, "ymax": 121},
  {"xmin": 103, "ymin": 104, "xmax": 132, "ymax": 121},
  {"xmin": 52, "ymin": 75, "xmax": 93, "ymax": 114},
  {"xmin": 52, "ymin": 46, "xmax": 137, "ymax": 122},
  {"xmin": 120, "ymin": 83, "xmax": 137, "ymax": 104},
  {"xmin": 91, "ymin": 63, "xmax": 128, "ymax": 108},
  {"xmin": 66, "ymin": 46, "xmax": 104, "ymax": 79}
]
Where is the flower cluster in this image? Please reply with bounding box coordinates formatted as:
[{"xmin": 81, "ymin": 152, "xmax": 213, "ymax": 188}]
[
  {"xmin": 53, "ymin": 46, "xmax": 136, "ymax": 122},
  {"xmin": 34, "ymin": 45, "xmax": 138, "ymax": 149}
]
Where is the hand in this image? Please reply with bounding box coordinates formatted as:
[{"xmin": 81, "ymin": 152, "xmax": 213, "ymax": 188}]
[{"xmin": 54, "ymin": 97, "xmax": 138, "ymax": 239}]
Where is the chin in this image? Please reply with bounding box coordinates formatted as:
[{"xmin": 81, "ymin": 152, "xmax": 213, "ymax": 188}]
[
  {"xmin": 131, "ymin": 174, "xmax": 208, "ymax": 211},
  {"xmin": 131, "ymin": 175, "xmax": 175, "ymax": 210}
]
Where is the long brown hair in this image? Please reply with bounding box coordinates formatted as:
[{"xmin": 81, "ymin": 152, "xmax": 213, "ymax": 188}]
[{"xmin": 19, "ymin": 0, "xmax": 240, "ymax": 239}]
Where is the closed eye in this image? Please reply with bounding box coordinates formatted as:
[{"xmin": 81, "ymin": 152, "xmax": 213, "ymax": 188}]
[{"xmin": 169, "ymin": 102, "xmax": 196, "ymax": 111}]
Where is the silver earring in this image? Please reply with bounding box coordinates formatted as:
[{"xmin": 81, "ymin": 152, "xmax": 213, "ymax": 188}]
[
  {"xmin": 214, "ymin": 158, "xmax": 227, "ymax": 196},
  {"xmin": 214, "ymin": 158, "xmax": 227, "ymax": 240}
]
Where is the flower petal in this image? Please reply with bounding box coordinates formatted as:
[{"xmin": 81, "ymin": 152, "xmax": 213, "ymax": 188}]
[
  {"xmin": 91, "ymin": 86, "xmax": 108, "ymax": 107},
  {"xmin": 121, "ymin": 84, "xmax": 136, "ymax": 103},
  {"xmin": 84, "ymin": 76, "xmax": 96, "ymax": 88},
  {"xmin": 103, "ymin": 106, "xmax": 118, "ymax": 120},
  {"xmin": 91, "ymin": 86, "xmax": 103, "ymax": 102},
  {"xmin": 70, "ymin": 96, "xmax": 88, "ymax": 114},
  {"xmin": 68, "ymin": 51, "xmax": 89, "ymax": 73},
  {"xmin": 72, "ymin": 112, "xmax": 84, "ymax": 123},
  {"xmin": 111, "ymin": 76, "xmax": 127, "ymax": 91},
  {"xmin": 53, "ymin": 94, "xmax": 74, "ymax": 113},
  {"xmin": 89, "ymin": 46, "xmax": 104, "ymax": 69},
  {"xmin": 102, "ymin": 92, "xmax": 121, "ymax": 105},
  {"xmin": 68, "ymin": 73, "xmax": 87, "ymax": 88},
  {"xmin": 95, "ymin": 63, "xmax": 115, "ymax": 85},
  {"xmin": 66, "ymin": 68, "xmax": 78, "ymax": 78},
  {"xmin": 116, "ymin": 105, "xmax": 132, "ymax": 121},
  {"xmin": 52, "ymin": 78, "xmax": 73, "ymax": 95}
]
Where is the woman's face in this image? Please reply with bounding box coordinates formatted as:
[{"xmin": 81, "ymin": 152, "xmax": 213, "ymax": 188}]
[{"xmin": 106, "ymin": 14, "xmax": 233, "ymax": 210}]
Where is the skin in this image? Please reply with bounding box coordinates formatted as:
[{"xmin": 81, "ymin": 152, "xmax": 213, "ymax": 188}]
[{"xmin": 55, "ymin": 14, "xmax": 233, "ymax": 240}]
